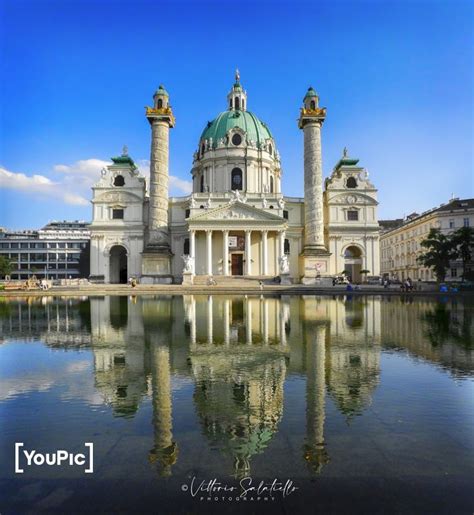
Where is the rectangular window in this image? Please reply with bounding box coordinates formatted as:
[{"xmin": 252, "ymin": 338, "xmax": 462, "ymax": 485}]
[
  {"xmin": 112, "ymin": 209, "xmax": 124, "ymax": 219},
  {"xmin": 449, "ymin": 220, "xmax": 454, "ymax": 229},
  {"xmin": 183, "ymin": 238, "xmax": 190, "ymax": 255},
  {"xmin": 283, "ymin": 210, "xmax": 289, "ymax": 220},
  {"xmin": 347, "ymin": 210, "xmax": 359, "ymax": 221},
  {"xmin": 185, "ymin": 209, "xmax": 190, "ymax": 218},
  {"xmin": 451, "ymin": 268, "xmax": 457, "ymax": 277},
  {"xmin": 0, "ymin": 243, "xmax": 9, "ymax": 248},
  {"xmin": 20, "ymin": 243, "xmax": 29, "ymax": 249},
  {"xmin": 464, "ymin": 218, "xmax": 469, "ymax": 227}
]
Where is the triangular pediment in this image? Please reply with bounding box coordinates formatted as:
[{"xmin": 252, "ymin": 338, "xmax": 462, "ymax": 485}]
[{"xmin": 189, "ymin": 201, "xmax": 285, "ymax": 223}]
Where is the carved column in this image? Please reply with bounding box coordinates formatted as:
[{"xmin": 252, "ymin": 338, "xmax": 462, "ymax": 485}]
[
  {"xmin": 142, "ymin": 88, "xmax": 175, "ymax": 283},
  {"xmin": 148, "ymin": 120, "xmax": 171, "ymax": 248},
  {"xmin": 302, "ymin": 120, "xmax": 325, "ymax": 252},
  {"xmin": 298, "ymin": 90, "xmax": 331, "ymax": 283}
]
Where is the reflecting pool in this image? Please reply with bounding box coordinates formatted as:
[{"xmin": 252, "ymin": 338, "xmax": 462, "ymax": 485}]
[{"xmin": 0, "ymin": 295, "xmax": 473, "ymax": 514}]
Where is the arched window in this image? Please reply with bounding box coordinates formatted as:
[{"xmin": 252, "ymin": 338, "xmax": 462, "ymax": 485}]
[
  {"xmin": 235, "ymin": 97, "xmax": 240, "ymax": 110},
  {"xmin": 268, "ymin": 144, "xmax": 272, "ymax": 155},
  {"xmin": 310, "ymin": 100, "xmax": 316, "ymax": 110},
  {"xmin": 346, "ymin": 177, "xmax": 357, "ymax": 188},
  {"xmin": 184, "ymin": 238, "xmax": 190, "ymax": 255},
  {"xmin": 231, "ymin": 167, "xmax": 243, "ymax": 190},
  {"xmin": 201, "ymin": 143, "xmax": 205, "ymax": 156},
  {"xmin": 242, "ymin": 99, "xmax": 245, "ymax": 110},
  {"xmin": 270, "ymin": 175, "xmax": 274, "ymax": 193},
  {"xmin": 284, "ymin": 239, "xmax": 290, "ymax": 254},
  {"xmin": 114, "ymin": 175, "xmax": 125, "ymax": 187},
  {"xmin": 200, "ymin": 175, "xmax": 205, "ymax": 193},
  {"xmin": 157, "ymin": 98, "xmax": 163, "ymax": 109},
  {"xmin": 230, "ymin": 98, "xmax": 233, "ymax": 109}
]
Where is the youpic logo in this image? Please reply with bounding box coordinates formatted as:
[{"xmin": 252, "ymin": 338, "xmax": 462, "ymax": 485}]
[{"xmin": 15, "ymin": 443, "xmax": 94, "ymax": 474}]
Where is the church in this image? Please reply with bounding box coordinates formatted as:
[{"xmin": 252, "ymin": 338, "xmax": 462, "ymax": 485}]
[{"xmin": 89, "ymin": 72, "xmax": 380, "ymax": 284}]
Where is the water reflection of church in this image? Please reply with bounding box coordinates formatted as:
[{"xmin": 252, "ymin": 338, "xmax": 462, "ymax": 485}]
[
  {"xmin": 86, "ymin": 294, "xmax": 382, "ymax": 477},
  {"xmin": 2, "ymin": 295, "xmax": 470, "ymax": 477}
]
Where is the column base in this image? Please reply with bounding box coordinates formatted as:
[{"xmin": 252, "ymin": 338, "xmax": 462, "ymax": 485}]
[
  {"xmin": 141, "ymin": 251, "xmax": 173, "ymax": 284},
  {"xmin": 280, "ymin": 273, "xmax": 292, "ymax": 285},
  {"xmin": 182, "ymin": 272, "xmax": 194, "ymax": 285},
  {"xmin": 300, "ymin": 250, "xmax": 332, "ymax": 284}
]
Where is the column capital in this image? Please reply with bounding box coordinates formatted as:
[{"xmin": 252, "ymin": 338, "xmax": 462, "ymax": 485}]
[
  {"xmin": 205, "ymin": 229, "xmax": 213, "ymax": 235},
  {"xmin": 222, "ymin": 229, "xmax": 229, "ymax": 236}
]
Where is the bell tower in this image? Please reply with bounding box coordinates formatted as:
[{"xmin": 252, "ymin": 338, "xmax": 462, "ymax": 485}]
[
  {"xmin": 141, "ymin": 85, "xmax": 175, "ymax": 284},
  {"xmin": 298, "ymin": 86, "xmax": 331, "ymax": 283}
]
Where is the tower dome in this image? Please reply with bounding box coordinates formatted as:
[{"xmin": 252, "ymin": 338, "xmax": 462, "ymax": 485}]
[
  {"xmin": 197, "ymin": 70, "xmax": 277, "ymax": 156},
  {"xmin": 191, "ymin": 71, "xmax": 281, "ymax": 195}
]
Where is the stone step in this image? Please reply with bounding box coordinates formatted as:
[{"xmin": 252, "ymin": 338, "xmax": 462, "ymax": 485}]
[{"xmin": 191, "ymin": 275, "xmax": 277, "ymax": 286}]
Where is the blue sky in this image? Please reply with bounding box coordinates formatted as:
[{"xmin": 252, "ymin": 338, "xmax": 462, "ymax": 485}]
[{"xmin": 1, "ymin": 0, "xmax": 472, "ymax": 229}]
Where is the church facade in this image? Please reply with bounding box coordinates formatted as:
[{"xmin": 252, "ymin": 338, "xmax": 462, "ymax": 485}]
[{"xmin": 89, "ymin": 73, "xmax": 380, "ymax": 284}]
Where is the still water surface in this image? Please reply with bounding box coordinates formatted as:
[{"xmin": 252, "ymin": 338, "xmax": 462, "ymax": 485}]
[{"xmin": 0, "ymin": 295, "xmax": 473, "ymax": 514}]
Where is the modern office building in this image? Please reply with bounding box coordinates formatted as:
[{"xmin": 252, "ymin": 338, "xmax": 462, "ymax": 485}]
[{"xmin": 0, "ymin": 220, "xmax": 90, "ymax": 280}]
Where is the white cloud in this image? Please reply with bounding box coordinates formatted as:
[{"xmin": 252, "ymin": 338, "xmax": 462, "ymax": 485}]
[
  {"xmin": 0, "ymin": 167, "xmax": 89, "ymax": 206},
  {"xmin": 0, "ymin": 156, "xmax": 193, "ymax": 209},
  {"xmin": 170, "ymin": 175, "xmax": 193, "ymax": 194}
]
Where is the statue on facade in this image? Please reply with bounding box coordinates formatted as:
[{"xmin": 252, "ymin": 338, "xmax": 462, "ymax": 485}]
[
  {"xmin": 262, "ymin": 196, "xmax": 268, "ymax": 208},
  {"xmin": 208, "ymin": 137, "xmax": 213, "ymax": 149},
  {"xmin": 278, "ymin": 197, "xmax": 285, "ymax": 209},
  {"xmin": 189, "ymin": 196, "xmax": 196, "ymax": 208},
  {"xmin": 217, "ymin": 138, "xmax": 225, "ymax": 148},
  {"xmin": 182, "ymin": 254, "xmax": 194, "ymax": 273},
  {"xmin": 343, "ymin": 146, "xmax": 348, "ymax": 158},
  {"xmin": 279, "ymin": 254, "xmax": 290, "ymax": 274},
  {"xmin": 205, "ymin": 197, "xmax": 212, "ymax": 209}
]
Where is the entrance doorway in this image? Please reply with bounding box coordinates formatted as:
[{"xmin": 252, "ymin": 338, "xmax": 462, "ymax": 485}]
[
  {"xmin": 231, "ymin": 254, "xmax": 243, "ymax": 275},
  {"xmin": 110, "ymin": 245, "xmax": 128, "ymax": 284},
  {"xmin": 343, "ymin": 246, "xmax": 362, "ymax": 283}
]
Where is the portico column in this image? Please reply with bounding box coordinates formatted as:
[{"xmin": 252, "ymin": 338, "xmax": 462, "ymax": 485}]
[
  {"xmin": 279, "ymin": 231, "xmax": 285, "ymax": 258},
  {"xmin": 206, "ymin": 230, "xmax": 213, "ymax": 275},
  {"xmin": 207, "ymin": 295, "xmax": 213, "ymax": 344},
  {"xmin": 261, "ymin": 230, "xmax": 268, "ymax": 275},
  {"xmin": 245, "ymin": 230, "xmax": 252, "ymax": 275},
  {"xmin": 246, "ymin": 297, "xmax": 252, "ymax": 344},
  {"xmin": 223, "ymin": 230, "xmax": 229, "ymax": 276},
  {"xmin": 190, "ymin": 230, "xmax": 196, "ymax": 274}
]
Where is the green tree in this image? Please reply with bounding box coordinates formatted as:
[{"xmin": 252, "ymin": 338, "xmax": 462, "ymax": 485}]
[
  {"xmin": 450, "ymin": 226, "xmax": 474, "ymax": 281},
  {"xmin": 0, "ymin": 255, "xmax": 12, "ymax": 278},
  {"xmin": 417, "ymin": 228, "xmax": 456, "ymax": 282}
]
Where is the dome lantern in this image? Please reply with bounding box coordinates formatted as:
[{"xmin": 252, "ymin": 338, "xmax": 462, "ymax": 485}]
[
  {"xmin": 303, "ymin": 86, "xmax": 319, "ymax": 111},
  {"xmin": 153, "ymin": 84, "xmax": 170, "ymax": 110},
  {"xmin": 227, "ymin": 69, "xmax": 247, "ymax": 112}
]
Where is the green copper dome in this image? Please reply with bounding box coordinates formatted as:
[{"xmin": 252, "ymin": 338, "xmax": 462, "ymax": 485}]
[{"xmin": 200, "ymin": 110, "xmax": 273, "ymax": 148}]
